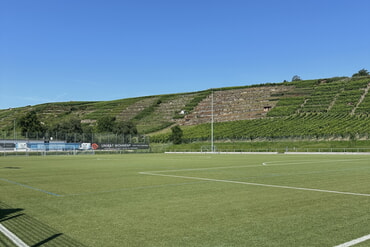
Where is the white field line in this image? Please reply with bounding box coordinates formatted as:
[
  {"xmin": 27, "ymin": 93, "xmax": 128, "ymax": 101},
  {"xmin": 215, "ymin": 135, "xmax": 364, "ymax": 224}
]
[
  {"xmin": 0, "ymin": 178, "xmax": 61, "ymax": 197},
  {"xmin": 139, "ymin": 163, "xmax": 370, "ymax": 198},
  {"xmin": 143, "ymin": 158, "xmax": 368, "ymax": 174},
  {"xmin": 333, "ymin": 233, "xmax": 370, "ymax": 247},
  {"xmin": 144, "ymin": 161, "xmax": 303, "ymax": 173},
  {"xmin": 139, "ymin": 158, "xmax": 370, "ymax": 197},
  {"xmin": 262, "ymin": 158, "xmax": 369, "ymax": 166},
  {"xmin": 285, "ymin": 152, "xmax": 370, "ymax": 155},
  {"xmin": 165, "ymin": 151, "xmax": 278, "ymax": 154},
  {"xmin": 0, "ymin": 223, "xmax": 29, "ymax": 247},
  {"xmin": 62, "ymin": 159, "xmax": 369, "ymax": 197},
  {"xmin": 144, "ymin": 164, "xmax": 269, "ymax": 174}
]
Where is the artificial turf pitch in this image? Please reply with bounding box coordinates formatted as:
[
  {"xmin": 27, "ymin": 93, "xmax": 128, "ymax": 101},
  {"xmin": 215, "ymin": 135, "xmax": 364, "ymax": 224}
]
[{"xmin": 0, "ymin": 153, "xmax": 370, "ymax": 246}]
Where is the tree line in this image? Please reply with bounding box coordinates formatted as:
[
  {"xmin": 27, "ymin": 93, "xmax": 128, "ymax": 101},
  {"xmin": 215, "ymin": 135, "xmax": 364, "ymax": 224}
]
[{"xmin": 17, "ymin": 111, "xmax": 138, "ymax": 138}]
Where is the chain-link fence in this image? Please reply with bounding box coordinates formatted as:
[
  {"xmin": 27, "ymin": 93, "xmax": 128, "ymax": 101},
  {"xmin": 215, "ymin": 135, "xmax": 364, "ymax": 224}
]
[
  {"xmin": 1, "ymin": 131, "xmax": 149, "ymax": 143},
  {"xmin": 0, "ymin": 131, "xmax": 150, "ymax": 154}
]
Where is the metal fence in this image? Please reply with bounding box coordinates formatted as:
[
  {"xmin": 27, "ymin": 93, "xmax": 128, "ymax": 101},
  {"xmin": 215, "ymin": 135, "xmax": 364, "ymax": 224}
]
[
  {"xmin": 1, "ymin": 131, "xmax": 150, "ymax": 156},
  {"xmin": 161, "ymin": 145, "xmax": 370, "ymax": 154},
  {"xmin": 1, "ymin": 131, "xmax": 149, "ymax": 144},
  {"xmin": 163, "ymin": 148, "xmax": 370, "ymax": 154}
]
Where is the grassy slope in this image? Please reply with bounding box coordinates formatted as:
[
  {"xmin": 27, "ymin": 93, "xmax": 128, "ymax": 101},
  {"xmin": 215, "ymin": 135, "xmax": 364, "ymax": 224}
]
[
  {"xmin": 0, "ymin": 91, "xmax": 210, "ymax": 134},
  {"xmin": 1, "ymin": 154, "xmax": 370, "ymax": 246},
  {"xmin": 1, "ymin": 76, "xmax": 370, "ymax": 142},
  {"xmin": 151, "ymin": 76, "xmax": 370, "ymax": 142}
]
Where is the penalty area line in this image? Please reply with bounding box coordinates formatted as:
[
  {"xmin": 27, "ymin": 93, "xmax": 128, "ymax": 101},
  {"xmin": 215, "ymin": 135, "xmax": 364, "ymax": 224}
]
[
  {"xmin": 139, "ymin": 172, "xmax": 370, "ymax": 197},
  {"xmin": 333, "ymin": 234, "xmax": 370, "ymax": 247}
]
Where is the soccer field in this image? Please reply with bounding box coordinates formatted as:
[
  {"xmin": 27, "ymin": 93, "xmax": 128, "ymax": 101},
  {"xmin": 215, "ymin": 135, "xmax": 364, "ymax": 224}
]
[{"xmin": 1, "ymin": 153, "xmax": 370, "ymax": 247}]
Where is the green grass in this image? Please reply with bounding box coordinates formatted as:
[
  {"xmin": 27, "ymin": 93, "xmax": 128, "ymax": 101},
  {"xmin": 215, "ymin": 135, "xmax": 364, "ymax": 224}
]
[
  {"xmin": 1, "ymin": 154, "xmax": 370, "ymax": 246},
  {"xmin": 159, "ymin": 140, "xmax": 370, "ymax": 153}
]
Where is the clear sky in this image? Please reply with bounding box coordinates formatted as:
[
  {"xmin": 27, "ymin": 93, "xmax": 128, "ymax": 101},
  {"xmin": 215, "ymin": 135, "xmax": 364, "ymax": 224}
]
[{"xmin": 1, "ymin": 0, "xmax": 370, "ymax": 109}]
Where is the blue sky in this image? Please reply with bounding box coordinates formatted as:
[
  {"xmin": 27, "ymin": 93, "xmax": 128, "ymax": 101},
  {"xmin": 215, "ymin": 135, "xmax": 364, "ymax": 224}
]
[{"xmin": 1, "ymin": 0, "xmax": 370, "ymax": 109}]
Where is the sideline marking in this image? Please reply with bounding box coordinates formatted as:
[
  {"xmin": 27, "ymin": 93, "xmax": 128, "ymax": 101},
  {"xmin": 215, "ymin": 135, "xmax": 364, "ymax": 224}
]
[
  {"xmin": 333, "ymin": 234, "xmax": 370, "ymax": 247},
  {"xmin": 0, "ymin": 178, "xmax": 61, "ymax": 197},
  {"xmin": 139, "ymin": 172, "xmax": 370, "ymax": 197},
  {"xmin": 0, "ymin": 223, "xmax": 29, "ymax": 247}
]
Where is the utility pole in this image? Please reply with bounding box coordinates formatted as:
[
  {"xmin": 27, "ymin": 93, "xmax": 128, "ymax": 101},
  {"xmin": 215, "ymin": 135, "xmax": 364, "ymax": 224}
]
[
  {"xmin": 13, "ymin": 119, "xmax": 16, "ymax": 141},
  {"xmin": 211, "ymin": 90, "xmax": 214, "ymax": 153}
]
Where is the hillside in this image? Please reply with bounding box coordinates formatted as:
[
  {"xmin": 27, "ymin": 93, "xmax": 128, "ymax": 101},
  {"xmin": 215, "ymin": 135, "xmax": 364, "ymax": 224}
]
[{"xmin": 1, "ymin": 76, "xmax": 370, "ymax": 141}]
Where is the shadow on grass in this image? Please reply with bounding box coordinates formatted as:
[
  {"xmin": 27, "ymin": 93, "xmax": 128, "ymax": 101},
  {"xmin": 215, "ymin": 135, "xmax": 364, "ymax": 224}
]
[
  {"xmin": 0, "ymin": 201, "xmax": 86, "ymax": 247},
  {"xmin": 0, "ymin": 207, "xmax": 24, "ymax": 222}
]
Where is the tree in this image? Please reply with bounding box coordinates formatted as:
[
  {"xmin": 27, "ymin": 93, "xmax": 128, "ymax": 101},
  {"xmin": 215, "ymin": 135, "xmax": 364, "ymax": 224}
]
[
  {"xmin": 114, "ymin": 121, "xmax": 138, "ymax": 135},
  {"xmin": 292, "ymin": 75, "xmax": 302, "ymax": 82},
  {"xmin": 18, "ymin": 111, "xmax": 45, "ymax": 137},
  {"xmin": 96, "ymin": 116, "xmax": 116, "ymax": 132},
  {"xmin": 50, "ymin": 117, "xmax": 83, "ymax": 142},
  {"xmin": 51, "ymin": 117, "xmax": 83, "ymax": 133},
  {"xmin": 352, "ymin": 69, "xmax": 369, "ymax": 77},
  {"xmin": 170, "ymin": 125, "xmax": 183, "ymax": 144},
  {"xmin": 96, "ymin": 116, "xmax": 138, "ymax": 135}
]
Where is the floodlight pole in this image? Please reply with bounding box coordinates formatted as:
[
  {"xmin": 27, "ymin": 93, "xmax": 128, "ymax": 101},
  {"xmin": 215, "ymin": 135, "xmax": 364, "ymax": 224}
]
[
  {"xmin": 13, "ymin": 119, "xmax": 16, "ymax": 141},
  {"xmin": 211, "ymin": 90, "xmax": 214, "ymax": 153}
]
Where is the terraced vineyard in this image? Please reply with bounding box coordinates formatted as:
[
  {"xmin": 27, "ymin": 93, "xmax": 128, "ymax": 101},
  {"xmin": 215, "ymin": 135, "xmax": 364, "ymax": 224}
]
[
  {"xmin": 267, "ymin": 77, "xmax": 370, "ymax": 116},
  {"xmin": 134, "ymin": 93, "xmax": 203, "ymax": 133},
  {"xmin": 1, "ymin": 76, "xmax": 370, "ymax": 142},
  {"xmin": 151, "ymin": 76, "xmax": 370, "ymax": 142},
  {"xmin": 151, "ymin": 113, "xmax": 370, "ymax": 142}
]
